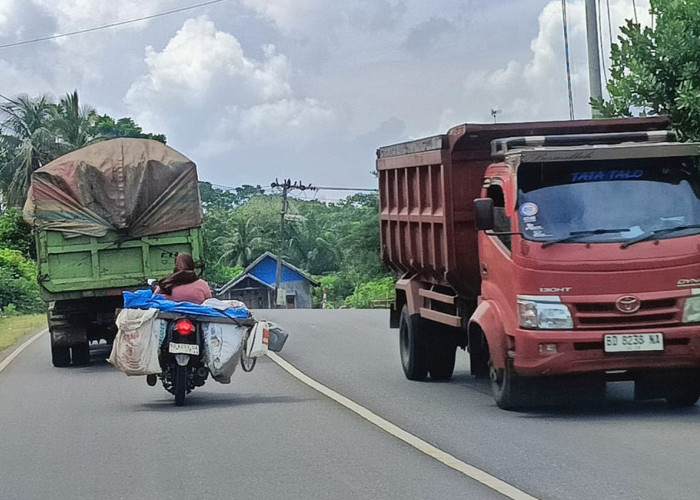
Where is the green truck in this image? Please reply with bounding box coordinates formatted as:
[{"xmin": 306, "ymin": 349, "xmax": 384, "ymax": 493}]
[{"xmin": 23, "ymin": 138, "xmax": 204, "ymax": 367}]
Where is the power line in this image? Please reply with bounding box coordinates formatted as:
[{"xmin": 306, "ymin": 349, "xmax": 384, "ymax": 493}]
[
  {"xmin": 211, "ymin": 182, "xmax": 377, "ymax": 193},
  {"xmin": 0, "ymin": 0, "xmax": 226, "ymax": 50}
]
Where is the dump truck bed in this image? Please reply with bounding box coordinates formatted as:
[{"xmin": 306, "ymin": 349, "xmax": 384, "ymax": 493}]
[
  {"xmin": 376, "ymin": 116, "xmax": 670, "ymax": 295},
  {"xmin": 36, "ymin": 227, "xmax": 203, "ymax": 301}
]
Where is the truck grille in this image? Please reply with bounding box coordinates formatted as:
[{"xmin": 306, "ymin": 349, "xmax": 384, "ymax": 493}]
[{"xmin": 572, "ymin": 298, "xmax": 681, "ymax": 330}]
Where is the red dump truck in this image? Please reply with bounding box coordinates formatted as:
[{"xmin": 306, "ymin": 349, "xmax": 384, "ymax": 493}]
[{"xmin": 377, "ymin": 117, "xmax": 700, "ymax": 409}]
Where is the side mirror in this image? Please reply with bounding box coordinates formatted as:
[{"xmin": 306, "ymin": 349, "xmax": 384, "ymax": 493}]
[{"xmin": 474, "ymin": 198, "xmax": 495, "ymax": 231}]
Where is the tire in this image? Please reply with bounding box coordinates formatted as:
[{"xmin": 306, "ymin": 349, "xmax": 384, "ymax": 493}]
[
  {"xmin": 71, "ymin": 343, "xmax": 90, "ymax": 366},
  {"xmin": 665, "ymin": 374, "xmax": 700, "ymax": 407},
  {"xmin": 428, "ymin": 330, "xmax": 456, "ymax": 381},
  {"xmin": 51, "ymin": 344, "xmax": 71, "ymax": 368},
  {"xmin": 241, "ymin": 330, "xmax": 257, "ymax": 373},
  {"xmin": 470, "ymin": 349, "xmax": 489, "ymax": 378},
  {"xmin": 399, "ymin": 305, "xmax": 428, "ymax": 381},
  {"xmin": 490, "ymin": 358, "xmax": 527, "ymax": 410},
  {"xmin": 174, "ymin": 364, "xmax": 187, "ymax": 406},
  {"xmin": 665, "ymin": 391, "xmax": 700, "ymax": 407}
]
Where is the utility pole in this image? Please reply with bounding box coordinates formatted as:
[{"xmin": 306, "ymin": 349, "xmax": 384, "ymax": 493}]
[
  {"xmin": 270, "ymin": 179, "xmax": 315, "ymax": 308},
  {"xmin": 584, "ymin": 0, "xmax": 603, "ymax": 117}
]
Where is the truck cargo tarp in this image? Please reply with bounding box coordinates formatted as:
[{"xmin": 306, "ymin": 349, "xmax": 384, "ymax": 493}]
[
  {"xmin": 123, "ymin": 289, "xmax": 251, "ymax": 319},
  {"xmin": 23, "ymin": 138, "xmax": 203, "ymax": 238}
]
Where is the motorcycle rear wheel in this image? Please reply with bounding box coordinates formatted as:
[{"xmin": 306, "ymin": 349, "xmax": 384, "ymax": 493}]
[{"xmin": 174, "ymin": 364, "xmax": 187, "ymax": 406}]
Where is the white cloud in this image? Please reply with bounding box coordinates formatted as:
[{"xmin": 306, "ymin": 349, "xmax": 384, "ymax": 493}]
[
  {"xmin": 125, "ymin": 15, "xmax": 335, "ymax": 156},
  {"xmin": 30, "ymin": 0, "xmax": 169, "ymax": 34}
]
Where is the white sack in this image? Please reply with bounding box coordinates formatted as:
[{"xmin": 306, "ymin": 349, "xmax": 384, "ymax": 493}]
[
  {"xmin": 203, "ymin": 322, "xmax": 245, "ymax": 384},
  {"xmin": 108, "ymin": 308, "xmax": 162, "ymax": 375},
  {"xmin": 247, "ymin": 321, "xmax": 269, "ymax": 358}
]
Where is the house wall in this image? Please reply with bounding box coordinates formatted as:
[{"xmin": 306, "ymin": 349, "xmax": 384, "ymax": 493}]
[
  {"xmin": 218, "ymin": 286, "xmax": 272, "ymax": 309},
  {"xmin": 281, "ymin": 280, "xmax": 314, "ymax": 309}
]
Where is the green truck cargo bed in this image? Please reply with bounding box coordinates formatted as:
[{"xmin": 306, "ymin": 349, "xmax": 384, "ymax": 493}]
[{"xmin": 36, "ymin": 227, "xmax": 203, "ymax": 301}]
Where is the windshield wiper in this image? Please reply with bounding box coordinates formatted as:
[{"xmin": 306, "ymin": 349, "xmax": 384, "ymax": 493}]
[
  {"xmin": 542, "ymin": 228, "xmax": 630, "ymax": 248},
  {"xmin": 621, "ymin": 224, "xmax": 700, "ymax": 248}
]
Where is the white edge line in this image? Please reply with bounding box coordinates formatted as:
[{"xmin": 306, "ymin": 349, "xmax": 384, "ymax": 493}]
[
  {"xmin": 0, "ymin": 329, "xmax": 47, "ymax": 374},
  {"xmin": 267, "ymin": 352, "xmax": 538, "ymax": 500}
]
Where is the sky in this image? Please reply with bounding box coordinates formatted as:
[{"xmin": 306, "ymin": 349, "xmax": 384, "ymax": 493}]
[{"xmin": 0, "ymin": 0, "xmax": 650, "ymax": 199}]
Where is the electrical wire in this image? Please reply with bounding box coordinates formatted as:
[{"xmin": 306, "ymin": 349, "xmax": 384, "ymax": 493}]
[{"xmin": 0, "ymin": 0, "xmax": 226, "ymax": 50}]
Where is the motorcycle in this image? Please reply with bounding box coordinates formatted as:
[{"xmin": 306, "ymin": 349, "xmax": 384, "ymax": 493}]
[{"xmin": 159, "ymin": 315, "xmax": 209, "ymax": 406}]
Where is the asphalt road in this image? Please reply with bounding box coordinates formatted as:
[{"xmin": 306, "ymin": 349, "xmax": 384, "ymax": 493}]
[{"xmin": 1, "ymin": 309, "xmax": 699, "ymax": 499}]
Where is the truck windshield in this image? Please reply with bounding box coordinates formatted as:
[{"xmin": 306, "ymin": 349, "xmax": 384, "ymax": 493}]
[{"xmin": 516, "ymin": 156, "xmax": 700, "ymax": 244}]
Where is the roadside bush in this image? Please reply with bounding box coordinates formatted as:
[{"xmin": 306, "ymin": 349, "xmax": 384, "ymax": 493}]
[
  {"xmin": 344, "ymin": 276, "xmax": 395, "ymax": 309},
  {"xmin": 0, "ymin": 208, "xmax": 35, "ymax": 259},
  {"xmin": 0, "ymin": 249, "xmax": 42, "ymax": 313}
]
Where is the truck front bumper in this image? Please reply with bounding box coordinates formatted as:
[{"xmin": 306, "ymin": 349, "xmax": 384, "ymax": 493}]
[{"xmin": 512, "ymin": 325, "xmax": 700, "ymax": 377}]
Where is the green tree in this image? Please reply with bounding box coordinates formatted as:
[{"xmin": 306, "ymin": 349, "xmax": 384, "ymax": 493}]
[
  {"xmin": 593, "ymin": 0, "xmax": 700, "ymax": 139},
  {"xmin": 0, "ymin": 208, "xmax": 35, "ymax": 259},
  {"xmin": 0, "ymin": 94, "xmax": 61, "ymax": 207},
  {"xmin": 215, "ymin": 216, "xmax": 265, "ymax": 268},
  {"xmin": 52, "ymin": 90, "xmax": 96, "ymax": 150},
  {"xmin": 0, "ymin": 247, "xmax": 42, "ymax": 313},
  {"xmin": 90, "ymin": 115, "xmax": 166, "ymax": 143}
]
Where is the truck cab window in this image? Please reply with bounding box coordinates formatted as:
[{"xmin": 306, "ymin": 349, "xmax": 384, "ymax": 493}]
[{"xmin": 487, "ymin": 184, "xmax": 511, "ymax": 250}]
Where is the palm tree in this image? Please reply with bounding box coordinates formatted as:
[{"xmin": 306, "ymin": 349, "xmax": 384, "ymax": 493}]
[
  {"xmin": 215, "ymin": 217, "xmax": 265, "ymax": 267},
  {"xmin": 52, "ymin": 90, "xmax": 96, "ymax": 150},
  {"xmin": 0, "ymin": 94, "xmax": 61, "ymax": 207}
]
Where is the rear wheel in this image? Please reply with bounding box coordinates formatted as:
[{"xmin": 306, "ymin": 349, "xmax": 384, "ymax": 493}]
[
  {"xmin": 51, "ymin": 344, "xmax": 71, "ymax": 368},
  {"xmin": 428, "ymin": 330, "xmax": 456, "ymax": 381},
  {"xmin": 399, "ymin": 306, "xmax": 428, "ymax": 381},
  {"xmin": 71, "ymin": 343, "xmax": 90, "ymax": 366},
  {"xmin": 174, "ymin": 364, "xmax": 187, "ymax": 406}
]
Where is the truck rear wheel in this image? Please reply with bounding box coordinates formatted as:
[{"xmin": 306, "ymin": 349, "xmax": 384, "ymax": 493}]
[
  {"xmin": 51, "ymin": 344, "xmax": 71, "ymax": 368},
  {"xmin": 399, "ymin": 305, "xmax": 428, "ymax": 381},
  {"xmin": 71, "ymin": 343, "xmax": 90, "ymax": 366},
  {"xmin": 428, "ymin": 331, "xmax": 456, "ymax": 381}
]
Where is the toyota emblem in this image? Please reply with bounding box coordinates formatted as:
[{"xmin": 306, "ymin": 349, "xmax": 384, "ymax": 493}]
[{"xmin": 616, "ymin": 296, "xmax": 641, "ymax": 313}]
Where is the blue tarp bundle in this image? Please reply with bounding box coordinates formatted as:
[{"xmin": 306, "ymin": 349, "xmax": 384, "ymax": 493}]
[{"xmin": 123, "ymin": 289, "xmax": 251, "ymax": 319}]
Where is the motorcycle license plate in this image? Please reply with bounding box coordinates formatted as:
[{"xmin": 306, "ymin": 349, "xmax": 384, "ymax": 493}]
[
  {"xmin": 169, "ymin": 342, "xmax": 200, "ymax": 355},
  {"xmin": 603, "ymin": 333, "xmax": 663, "ymax": 353}
]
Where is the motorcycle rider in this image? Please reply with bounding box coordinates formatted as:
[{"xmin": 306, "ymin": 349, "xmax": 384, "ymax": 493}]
[
  {"xmin": 148, "ymin": 253, "xmax": 211, "ymax": 386},
  {"xmin": 153, "ymin": 253, "xmax": 212, "ymax": 304}
]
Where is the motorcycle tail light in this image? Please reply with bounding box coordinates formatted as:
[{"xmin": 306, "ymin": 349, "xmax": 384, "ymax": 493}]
[{"xmin": 175, "ymin": 319, "xmax": 195, "ymax": 335}]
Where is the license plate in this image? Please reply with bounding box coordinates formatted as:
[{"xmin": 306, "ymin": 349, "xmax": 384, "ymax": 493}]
[
  {"xmin": 603, "ymin": 333, "xmax": 663, "ymax": 353},
  {"xmin": 169, "ymin": 342, "xmax": 199, "ymax": 355}
]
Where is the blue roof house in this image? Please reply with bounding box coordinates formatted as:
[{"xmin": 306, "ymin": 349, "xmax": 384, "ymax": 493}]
[{"xmin": 216, "ymin": 252, "xmax": 319, "ymax": 309}]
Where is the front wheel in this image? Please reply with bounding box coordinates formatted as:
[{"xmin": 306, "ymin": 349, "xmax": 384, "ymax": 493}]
[
  {"xmin": 665, "ymin": 373, "xmax": 700, "ymax": 407},
  {"xmin": 174, "ymin": 364, "xmax": 187, "ymax": 406},
  {"xmin": 490, "ymin": 358, "xmax": 529, "ymax": 410}
]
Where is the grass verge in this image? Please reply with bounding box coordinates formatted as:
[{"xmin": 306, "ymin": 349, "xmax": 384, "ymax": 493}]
[{"xmin": 0, "ymin": 314, "xmax": 47, "ymax": 352}]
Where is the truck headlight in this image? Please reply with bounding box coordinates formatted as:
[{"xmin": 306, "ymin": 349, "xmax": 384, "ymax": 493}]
[
  {"xmin": 518, "ymin": 296, "xmax": 573, "ymax": 330},
  {"xmin": 683, "ymin": 295, "xmax": 700, "ymax": 323}
]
